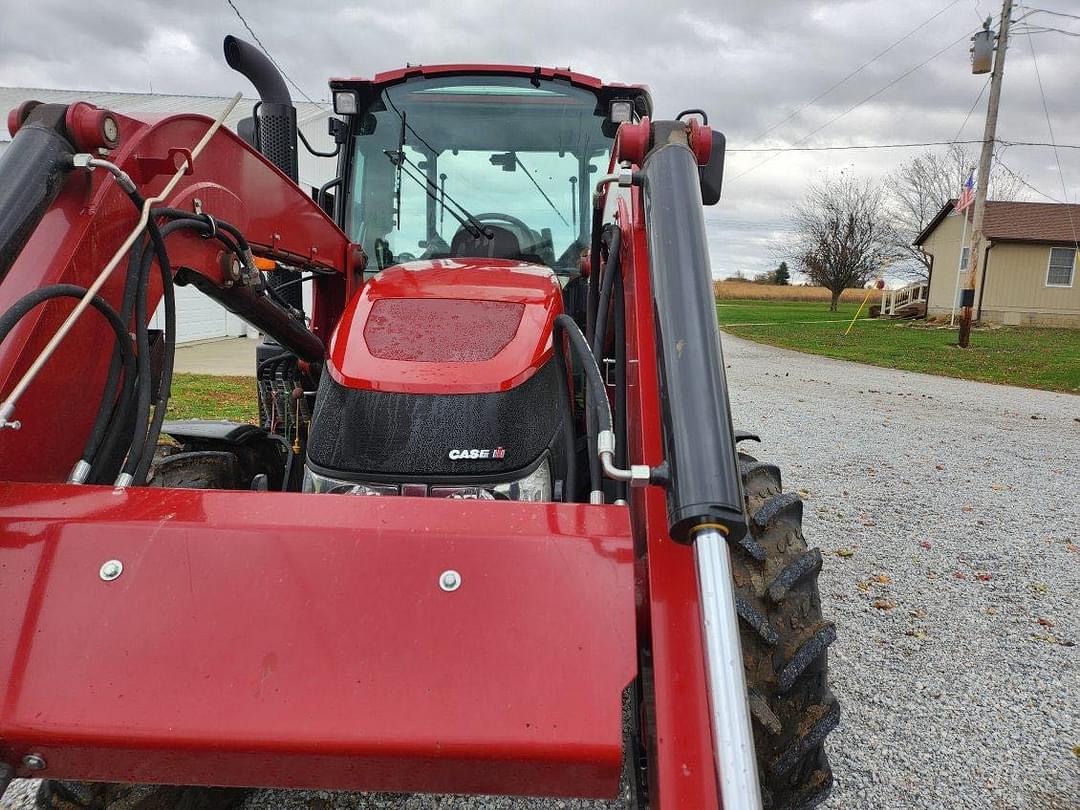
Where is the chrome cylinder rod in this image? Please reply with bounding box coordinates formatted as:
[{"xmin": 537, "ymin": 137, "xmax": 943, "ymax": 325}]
[{"xmin": 693, "ymin": 525, "xmax": 764, "ymax": 810}]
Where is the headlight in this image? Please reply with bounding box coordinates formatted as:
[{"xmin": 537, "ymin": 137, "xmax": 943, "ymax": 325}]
[
  {"xmin": 303, "ymin": 468, "xmax": 398, "ymax": 495},
  {"xmin": 302, "ymin": 458, "xmax": 552, "ymax": 502}
]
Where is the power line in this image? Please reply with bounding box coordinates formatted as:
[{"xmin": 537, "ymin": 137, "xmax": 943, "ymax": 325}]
[
  {"xmin": 731, "ymin": 27, "xmax": 977, "ymax": 181},
  {"xmin": 951, "ymin": 76, "xmax": 991, "ymax": 143},
  {"xmin": 1016, "ymin": 5, "xmax": 1080, "ymax": 23},
  {"xmin": 743, "ymin": 0, "xmax": 964, "ymax": 147},
  {"xmin": 225, "ymin": 0, "xmax": 328, "ymax": 111},
  {"xmin": 1022, "ymin": 20, "xmax": 1078, "ymax": 249},
  {"xmin": 993, "ymin": 154, "xmax": 1063, "ymax": 202},
  {"xmin": 726, "ymin": 138, "xmax": 1080, "ymax": 153}
]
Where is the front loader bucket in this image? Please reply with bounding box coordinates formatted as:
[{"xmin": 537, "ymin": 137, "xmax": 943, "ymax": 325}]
[{"xmin": 0, "ymin": 485, "xmax": 635, "ymax": 798}]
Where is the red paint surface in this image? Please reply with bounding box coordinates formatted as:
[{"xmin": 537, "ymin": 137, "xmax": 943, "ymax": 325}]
[
  {"xmin": 328, "ymin": 259, "xmax": 562, "ymax": 394},
  {"xmin": 0, "ymin": 483, "xmax": 635, "ymax": 797},
  {"xmin": 364, "ymin": 298, "xmax": 524, "ymax": 362}
]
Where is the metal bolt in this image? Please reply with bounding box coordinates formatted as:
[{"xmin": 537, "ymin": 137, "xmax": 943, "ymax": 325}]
[
  {"xmin": 439, "ymin": 570, "xmax": 461, "ymax": 592},
  {"xmin": 22, "ymin": 754, "xmax": 46, "ymax": 771},
  {"xmin": 99, "ymin": 559, "xmax": 123, "ymax": 581}
]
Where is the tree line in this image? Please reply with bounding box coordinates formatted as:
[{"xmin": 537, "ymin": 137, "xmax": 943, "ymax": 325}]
[{"xmin": 767, "ymin": 144, "xmax": 1026, "ymax": 311}]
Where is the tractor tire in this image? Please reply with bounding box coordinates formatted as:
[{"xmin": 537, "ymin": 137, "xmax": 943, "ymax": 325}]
[
  {"xmin": 35, "ymin": 781, "xmax": 249, "ymax": 810},
  {"xmin": 735, "ymin": 451, "xmax": 839, "ymax": 810}
]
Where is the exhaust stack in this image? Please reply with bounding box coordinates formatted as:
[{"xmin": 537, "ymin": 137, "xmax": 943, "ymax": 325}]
[{"xmin": 223, "ymin": 35, "xmax": 302, "ymax": 311}]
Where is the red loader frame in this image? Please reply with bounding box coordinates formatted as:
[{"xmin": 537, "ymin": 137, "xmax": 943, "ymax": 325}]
[{"xmin": 0, "ymin": 57, "xmax": 751, "ymax": 810}]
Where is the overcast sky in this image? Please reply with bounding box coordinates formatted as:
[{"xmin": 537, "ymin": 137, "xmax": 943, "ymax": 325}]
[{"xmin": 1, "ymin": 0, "xmax": 1077, "ymax": 278}]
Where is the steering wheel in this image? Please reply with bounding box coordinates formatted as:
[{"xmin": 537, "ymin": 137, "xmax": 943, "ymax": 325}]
[{"xmin": 470, "ymin": 213, "xmax": 534, "ymax": 238}]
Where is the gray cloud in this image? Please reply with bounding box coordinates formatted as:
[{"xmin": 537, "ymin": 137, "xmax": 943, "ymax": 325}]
[{"xmin": 1, "ymin": 0, "xmax": 1076, "ymax": 277}]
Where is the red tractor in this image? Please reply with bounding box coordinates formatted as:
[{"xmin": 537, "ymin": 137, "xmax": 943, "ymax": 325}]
[{"xmin": 0, "ymin": 37, "xmax": 837, "ymax": 810}]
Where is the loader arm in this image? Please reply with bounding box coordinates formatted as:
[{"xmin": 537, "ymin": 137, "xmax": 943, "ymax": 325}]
[{"xmin": 0, "ymin": 101, "xmax": 357, "ymax": 482}]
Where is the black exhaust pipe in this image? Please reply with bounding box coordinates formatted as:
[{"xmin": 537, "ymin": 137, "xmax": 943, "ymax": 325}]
[{"xmin": 223, "ymin": 35, "xmax": 302, "ymax": 312}]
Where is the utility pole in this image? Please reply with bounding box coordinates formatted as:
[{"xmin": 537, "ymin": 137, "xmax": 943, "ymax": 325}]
[{"xmin": 958, "ymin": 0, "xmax": 1012, "ymax": 347}]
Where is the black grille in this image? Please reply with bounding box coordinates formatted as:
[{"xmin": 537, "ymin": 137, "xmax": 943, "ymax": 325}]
[{"xmin": 307, "ymin": 357, "xmax": 566, "ymax": 480}]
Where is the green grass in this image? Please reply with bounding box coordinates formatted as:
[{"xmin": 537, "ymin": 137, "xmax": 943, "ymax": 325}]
[
  {"xmin": 717, "ymin": 299, "xmax": 871, "ymax": 325},
  {"xmin": 167, "ymin": 373, "xmax": 257, "ymax": 422},
  {"xmin": 718, "ymin": 299, "xmax": 1080, "ymax": 393}
]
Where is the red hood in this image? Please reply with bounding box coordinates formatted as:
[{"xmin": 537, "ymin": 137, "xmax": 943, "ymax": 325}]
[{"xmin": 327, "ymin": 258, "xmax": 563, "ymax": 394}]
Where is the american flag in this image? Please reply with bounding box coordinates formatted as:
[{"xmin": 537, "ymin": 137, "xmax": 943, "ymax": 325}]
[{"xmin": 956, "ymin": 172, "xmax": 976, "ymax": 213}]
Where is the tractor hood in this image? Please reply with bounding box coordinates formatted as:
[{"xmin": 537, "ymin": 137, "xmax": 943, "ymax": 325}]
[{"xmin": 326, "ymin": 259, "xmax": 562, "ymax": 395}]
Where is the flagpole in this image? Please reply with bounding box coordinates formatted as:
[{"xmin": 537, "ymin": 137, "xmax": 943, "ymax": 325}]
[{"xmin": 949, "ymin": 208, "xmax": 970, "ymax": 327}]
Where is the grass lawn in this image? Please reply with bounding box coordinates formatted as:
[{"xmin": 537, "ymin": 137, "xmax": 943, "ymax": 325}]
[
  {"xmin": 167, "ymin": 373, "xmax": 257, "ymax": 422},
  {"xmin": 718, "ymin": 299, "xmax": 1080, "ymax": 394}
]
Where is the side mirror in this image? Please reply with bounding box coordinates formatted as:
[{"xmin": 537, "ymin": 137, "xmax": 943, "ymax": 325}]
[
  {"xmin": 329, "ymin": 117, "xmax": 347, "ymax": 144},
  {"xmin": 699, "ymin": 130, "xmax": 725, "ymax": 206}
]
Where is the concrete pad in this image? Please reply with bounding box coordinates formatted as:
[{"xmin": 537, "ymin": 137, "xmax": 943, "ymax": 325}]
[{"xmin": 173, "ymin": 337, "xmax": 257, "ymax": 376}]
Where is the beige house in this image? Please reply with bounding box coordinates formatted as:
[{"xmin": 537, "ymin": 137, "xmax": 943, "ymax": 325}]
[{"xmin": 916, "ymin": 200, "xmax": 1080, "ymax": 327}]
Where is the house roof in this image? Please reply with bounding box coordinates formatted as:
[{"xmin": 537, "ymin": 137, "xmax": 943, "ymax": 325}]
[
  {"xmin": 914, "ymin": 199, "xmax": 1080, "ymax": 247},
  {"xmin": 0, "ymin": 86, "xmax": 328, "ymax": 143}
]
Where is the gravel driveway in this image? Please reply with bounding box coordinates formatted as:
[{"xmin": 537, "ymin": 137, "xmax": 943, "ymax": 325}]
[{"xmin": 4, "ymin": 336, "xmax": 1077, "ymax": 810}]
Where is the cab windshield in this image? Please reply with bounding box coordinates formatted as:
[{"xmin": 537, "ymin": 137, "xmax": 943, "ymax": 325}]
[{"xmin": 346, "ymin": 75, "xmax": 614, "ymax": 273}]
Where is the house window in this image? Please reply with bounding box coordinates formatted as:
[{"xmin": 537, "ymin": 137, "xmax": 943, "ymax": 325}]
[
  {"xmin": 960, "ymin": 246, "xmax": 970, "ymax": 270},
  {"xmin": 1046, "ymin": 247, "xmax": 1076, "ymax": 287}
]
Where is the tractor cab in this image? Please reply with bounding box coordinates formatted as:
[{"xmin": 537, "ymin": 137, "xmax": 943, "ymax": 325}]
[{"xmin": 330, "ymin": 69, "xmax": 651, "ymax": 274}]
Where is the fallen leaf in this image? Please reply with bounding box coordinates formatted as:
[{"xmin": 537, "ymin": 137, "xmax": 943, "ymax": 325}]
[
  {"xmin": 919, "ymin": 540, "xmax": 932, "ymax": 550},
  {"xmin": 984, "ymin": 606, "xmax": 998, "ymax": 616},
  {"xmin": 990, "ymin": 484, "xmax": 1005, "ymax": 491},
  {"xmin": 1030, "ymin": 633, "xmax": 1075, "ymax": 647},
  {"xmin": 904, "ymin": 629, "xmax": 927, "ymax": 639},
  {"xmin": 1038, "ymin": 617, "xmax": 1055, "ymax": 628},
  {"xmin": 934, "ymin": 464, "xmax": 945, "ymax": 471},
  {"xmin": 872, "ymin": 599, "xmax": 897, "ymax": 610},
  {"xmin": 975, "ymin": 572, "xmax": 992, "ymax": 582},
  {"xmin": 953, "ymin": 571, "xmax": 967, "ymax": 580},
  {"xmin": 910, "ymin": 608, "xmax": 928, "ymax": 619},
  {"xmin": 1032, "ymin": 582, "xmax": 1049, "ymax": 594},
  {"xmin": 798, "ymin": 488, "xmax": 811, "ymax": 499},
  {"xmin": 836, "ymin": 548, "xmax": 855, "ymax": 558},
  {"xmin": 1073, "ymin": 745, "xmax": 1080, "ymax": 758},
  {"xmin": 961, "ymin": 505, "xmax": 974, "ymax": 513},
  {"xmin": 873, "ymin": 573, "xmax": 892, "ymax": 585},
  {"xmin": 856, "ymin": 581, "xmax": 870, "ymax": 593},
  {"xmin": 1067, "ymin": 544, "xmax": 1078, "ymax": 553}
]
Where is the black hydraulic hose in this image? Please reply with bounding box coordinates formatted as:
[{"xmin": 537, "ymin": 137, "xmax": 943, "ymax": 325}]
[
  {"xmin": 77, "ymin": 192, "xmax": 149, "ymax": 470},
  {"xmin": 0, "ymin": 286, "xmax": 135, "ymax": 444},
  {"xmin": 613, "ymin": 267, "xmax": 628, "ymax": 503},
  {"xmin": 124, "ymin": 215, "xmax": 243, "ymax": 483},
  {"xmin": 132, "ymin": 220, "xmax": 177, "ymax": 485},
  {"xmin": 552, "ymin": 334, "xmax": 576, "ymax": 502},
  {"xmin": 152, "ymin": 208, "xmax": 251, "ymax": 253},
  {"xmin": 586, "ymin": 204, "xmax": 603, "ymax": 345},
  {"xmin": 117, "ymin": 227, "xmax": 160, "ymax": 481},
  {"xmin": 591, "ymin": 226, "xmax": 622, "ymax": 362},
  {"xmin": 553, "ymin": 314, "xmax": 611, "ymax": 499}
]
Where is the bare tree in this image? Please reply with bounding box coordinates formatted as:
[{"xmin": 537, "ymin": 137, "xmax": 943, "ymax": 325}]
[
  {"xmin": 889, "ymin": 143, "xmax": 1027, "ymax": 282},
  {"xmin": 790, "ymin": 174, "xmax": 897, "ymax": 311}
]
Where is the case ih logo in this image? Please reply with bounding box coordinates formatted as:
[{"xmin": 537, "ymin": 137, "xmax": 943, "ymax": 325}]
[{"xmin": 448, "ymin": 447, "xmax": 506, "ymax": 460}]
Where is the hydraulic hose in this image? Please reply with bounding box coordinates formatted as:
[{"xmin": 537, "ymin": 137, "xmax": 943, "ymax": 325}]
[
  {"xmin": 553, "ymin": 314, "xmax": 611, "ymax": 502},
  {"xmin": 552, "ymin": 334, "xmax": 576, "ymax": 502},
  {"xmin": 586, "ymin": 204, "xmax": 604, "ymax": 346},
  {"xmin": 0, "ymin": 285, "xmax": 135, "ymax": 446},
  {"xmin": 131, "ymin": 220, "xmax": 177, "ymax": 485},
  {"xmin": 591, "ymin": 226, "xmax": 622, "ymax": 363}
]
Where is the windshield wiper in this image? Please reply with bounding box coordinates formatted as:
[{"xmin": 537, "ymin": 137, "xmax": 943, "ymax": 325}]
[{"xmin": 384, "ymin": 150, "xmax": 493, "ymax": 240}]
